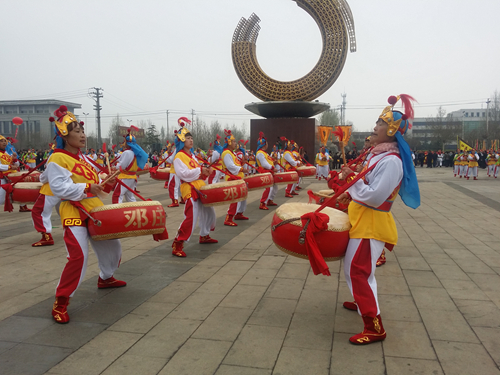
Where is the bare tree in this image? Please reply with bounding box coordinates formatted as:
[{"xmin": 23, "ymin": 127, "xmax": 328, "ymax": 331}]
[
  {"xmin": 318, "ymin": 109, "xmax": 340, "ymax": 126},
  {"xmin": 426, "ymin": 106, "xmax": 462, "ymax": 149}
]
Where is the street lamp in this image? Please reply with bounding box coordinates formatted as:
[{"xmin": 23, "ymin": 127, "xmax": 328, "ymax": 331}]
[
  {"xmin": 461, "ymin": 111, "xmax": 466, "ymax": 140},
  {"xmin": 127, "ymin": 119, "xmax": 133, "ymax": 126}
]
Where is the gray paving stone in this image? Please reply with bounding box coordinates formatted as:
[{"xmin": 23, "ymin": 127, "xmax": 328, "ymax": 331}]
[
  {"xmin": 284, "ymin": 312, "xmax": 334, "ymax": 351},
  {"xmin": 433, "ymin": 340, "xmax": 500, "ymax": 375},
  {"xmin": 385, "ymin": 357, "xmax": 444, "ymax": 375},
  {"xmin": 70, "ymin": 301, "xmax": 137, "ymax": 324},
  {"xmin": 127, "ymin": 318, "xmax": 202, "ymax": 359},
  {"xmin": 220, "ymin": 284, "xmax": 268, "ymax": 310},
  {"xmin": 273, "ymin": 346, "xmax": 330, "ymax": 375},
  {"xmin": 419, "ymin": 308, "xmax": 479, "ymax": 343},
  {"xmin": 455, "ymin": 299, "xmax": 500, "ymax": 328},
  {"xmin": 264, "ymin": 277, "xmax": 304, "ymax": 300},
  {"xmin": 158, "ymin": 338, "xmax": 232, "ymax": 375},
  {"xmin": 472, "ymin": 326, "xmax": 500, "ymax": 367},
  {"xmin": 410, "ymin": 286, "xmax": 458, "ymax": 311},
  {"xmin": 0, "ymin": 341, "xmax": 16, "ymax": 355},
  {"xmin": 331, "ymin": 332, "xmax": 385, "ymax": 375},
  {"xmin": 383, "ymin": 320, "xmax": 437, "ymax": 360},
  {"xmin": 100, "ymin": 354, "xmax": 167, "ymax": 375},
  {"xmin": 169, "ymin": 291, "xmax": 226, "ymax": 321},
  {"xmin": 148, "ymin": 280, "xmax": 202, "ymax": 304},
  {"xmin": 25, "ymin": 321, "xmax": 107, "ymax": 349},
  {"xmin": 403, "ymin": 269, "xmax": 442, "ymax": 288},
  {"xmin": 0, "ymin": 343, "xmax": 73, "ymax": 375},
  {"xmin": 247, "ymin": 297, "xmax": 297, "ymax": 327},
  {"xmin": 378, "ymin": 294, "xmax": 421, "ymax": 322},
  {"xmin": 223, "ymin": 324, "xmax": 287, "ymax": 369},
  {"xmin": 192, "ymin": 306, "xmax": 253, "ymax": 341},
  {"xmin": 0, "ymin": 316, "xmax": 53, "ymax": 342},
  {"xmin": 294, "ymin": 286, "xmax": 336, "ymax": 315},
  {"xmin": 215, "ymin": 365, "xmax": 271, "ymax": 375}
]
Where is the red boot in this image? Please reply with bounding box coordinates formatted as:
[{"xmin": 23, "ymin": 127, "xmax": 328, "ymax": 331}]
[
  {"xmin": 164, "ymin": 181, "xmax": 169, "ymax": 189},
  {"xmin": 180, "ymin": 198, "xmax": 186, "ymax": 204},
  {"xmin": 98, "ymin": 276, "xmax": 127, "ymax": 289},
  {"xmin": 224, "ymin": 214, "xmax": 238, "ymax": 226},
  {"xmin": 296, "ymin": 186, "xmax": 302, "ymax": 190},
  {"xmin": 52, "ymin": 296, "xmax": 70, "ymax": 324},
  {"xmin": 234, "ymin": 213, "xmax": 249, "ymax": 220},
  {"xmin": 32, "ymin": 233, "xmax": 54, "ymax": 247},
  {"xmin": 349, "ymin": 315, "xmax": 386, "ymax": 345},
  {"xmin": 19, "ymin": 205, "xmax": 31, "ymax": 212},
  {"xmin": 172, "ymin": 240, "xmax": 186, "ymax": 257},
  {"xmin": 376, "ymin": 250, "xmax": 386, "ymax": 267},
  {"xmin": 285, "ymin": 193, "xmax": 294, "ymax": 198},
  {"xmin": 199, "ymin": 235, "xmax": 218, "ymax": 244},
  {"xmin": 259, "ymin": 202, "xmax": 269, "ymax": 210},
  {"xmin": 291, "ymin": 192, "xmax": 299, "ymax": 196},
  {"xmin": 167, "ymin": 199, "xmax": 179, "ymax": 208},
  {"xmin": 343, "ymin": 301, "xmax": 358, "ymax": 311},
  {"xmin": 267, "ymin": 200, "xmax": 278, "ymax": 206},
  {"xmin": 474, "ymin": 177, "xmax": 477, "ymax": 180}
]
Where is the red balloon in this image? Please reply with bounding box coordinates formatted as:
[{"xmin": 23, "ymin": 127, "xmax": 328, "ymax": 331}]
[{"xmin": 12, "ymin": 117, "xmax": 23, "ymax": 126}]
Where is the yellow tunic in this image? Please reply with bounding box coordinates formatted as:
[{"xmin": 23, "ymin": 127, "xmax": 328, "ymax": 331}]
[
  {"xmin": 118, "ymin": 158, "xmax": 138, "ymax": 180},
  {"xmin": 283, "ymin": 150, "xmax": 296, "ymax": 171},
  {"xmin": 0, "ymin": 150, "xmax": 16, "ymax": 174},
  {"xmin": 222, "ymin": 149, "xmax": 244, "ymax": 179},
  {"xmin": 174, "ymin": 150, "xmax": 205, "ymax": 200},
  {"xmin": 256, "ymin": 150, "xmax": 274, "ymax": 168},
  {"xmin": 47, "ymin": 150, "xmax": 102, "ymax": 226},
  {"xmin": 316, "ymin": 152, "xmax": 328, "ymax": 166}
]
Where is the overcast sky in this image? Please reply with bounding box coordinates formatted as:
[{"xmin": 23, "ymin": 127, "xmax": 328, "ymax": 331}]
[{"xmin": 1, "ymin": 0, "xmax": 499, "ymax": 138}]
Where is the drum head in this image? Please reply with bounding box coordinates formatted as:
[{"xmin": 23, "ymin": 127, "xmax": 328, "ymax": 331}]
[
  {"xmin": 13, "ymin": 182, "xmax": 43, "ymax": 189},
  {"xmin": 276, "ymin": 202, "xmax": 351, "ymax": 231}
]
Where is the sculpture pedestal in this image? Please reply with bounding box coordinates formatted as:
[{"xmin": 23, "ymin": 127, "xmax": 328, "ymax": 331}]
[{"xmin": 250, "ymin": 118, "xmax": 318, "ymax": 158}]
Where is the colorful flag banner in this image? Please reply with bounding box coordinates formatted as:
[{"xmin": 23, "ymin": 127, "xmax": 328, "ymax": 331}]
[
  {"xmin": 458, "ymin": 138, "xmax": 473, "ymax": 152},
  {"xmin": 318, "ymin": 126, "xmax": 332, "ymax": 146}
]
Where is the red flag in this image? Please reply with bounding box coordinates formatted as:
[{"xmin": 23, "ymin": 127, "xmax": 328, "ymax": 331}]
[{"xmin": 102, "ymin": 142, "xmax": 107, "ymax": 153}]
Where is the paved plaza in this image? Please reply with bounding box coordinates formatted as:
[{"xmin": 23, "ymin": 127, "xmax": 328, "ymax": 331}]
[{"xmin": 0, "ymin": 167, "xmax": 499, "ymax": 375}]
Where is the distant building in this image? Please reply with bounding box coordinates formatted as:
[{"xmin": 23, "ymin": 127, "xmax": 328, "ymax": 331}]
[
  {"xmin": 410, "ymin": 108, "xmax": 490, "ymax": 149},
  {"xmin": 0, "ymin": 100, "xmax": 82, "ymax": 148}
]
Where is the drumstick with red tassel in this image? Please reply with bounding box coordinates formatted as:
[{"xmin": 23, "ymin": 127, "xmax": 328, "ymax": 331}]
[{"xmin": 198, "ymin": 157, "xmax": 240, "ymax": 180}]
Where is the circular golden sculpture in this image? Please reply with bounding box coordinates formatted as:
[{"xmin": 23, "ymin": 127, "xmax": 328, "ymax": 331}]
[{"xmin": 232, "ymin": 0, "xmax": 356, "ymax": 102}]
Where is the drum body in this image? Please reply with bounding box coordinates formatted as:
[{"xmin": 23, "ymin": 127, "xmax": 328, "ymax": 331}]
[
  {"xmin": 312, "ymin": 189, "xmax": 348, "ymax": 211},
  {"xmin": 8, "ymin": 171, "xmax": 41, "ymax": 183},
  {"xmin": 296, "ymin": 166, "xmax": 316, "ymax": 177},
  {"xmin": 150, "ymin": 168, "xmax": 170, "ymax": 181},
  {"xmin": 244, "ymin": 173, "xmax": 273, "ymax": 191},
  {"xmin": 88, "ymin": 201, "xmax": 167, "ymax": 241},
  {"xmin": 271, "ymin": 202, "xmax": 351, "ymax": 261},
  {"xmin": 136, "ymin": 164, "xmax": 150, "ymax": 176},
  {"xmin": 199, "ymin": 179, "xmax": 248, "ymax": 207},
  {"xmin": 273, "ymin": 171, "xmax": 299, "ymax": 185},
  {"xmin": 12, "ymin": 182, "xmax": 42, "ymax": 204}
]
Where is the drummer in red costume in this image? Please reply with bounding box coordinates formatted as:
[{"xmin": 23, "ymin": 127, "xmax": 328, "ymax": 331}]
[
  {"xmin": 256, "ymin": 132, "xmax": 278, "ymax": 210},
  {"xmin": 171, "ymin": 120, "xmax": 218, "ymax": 257},
  {"xmin": 46, "ymin": 105, "xmax": 126, "ymax": 324},
  {"xmin": 337, "ymin": 95, "xmax": 420, "ymax": 345},
  {"xmin": 282, "ymin": 137, "xmax": 302, "ymax": 198},
  {"xmin": 112, "ymin": 126, "xmax": 149, "ymax": 204},
  {"xmin": 222, "ymin": 129, "xmax": 248, "ymax": 226}
]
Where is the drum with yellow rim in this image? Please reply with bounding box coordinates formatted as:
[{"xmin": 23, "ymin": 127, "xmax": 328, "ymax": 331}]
[
  {"xmin": 7, "ymin": 171, "xmax": 41, "ymax": 183},
  {"xmin": 271, "ymin": 202, "xmax": 351, "ymax": 261},
  {"xmin": 273, "ymin": 171, "xmax": 299, "ymax": 185},
  {"xmin": 136, "ymin": 164, "xmax": 150, "ymax": 176},
  {"xmin": 87, "ymin": 201, "xmax": 167, "ymax": 241},
  {"xmin": 149, "ymin": 167, "xmax": 170, "ymax": 180},
  {"xmin": 12, "ymin": 182, "xmax": 42, "ymax": 204},
  {"xmin": 199, "ymin": 179, "xmax": 248, "ymax": 207},
  {"xmin": 244, "ymin": 173, "xmax": 273, "ymax": 191},
  {"xmin": 296, "ymin": 166, "xmax": 316, "ymax": 177}
]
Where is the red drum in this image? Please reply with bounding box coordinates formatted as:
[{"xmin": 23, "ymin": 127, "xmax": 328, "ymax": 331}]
[
  {"xmin": 7, "ymin": 171, "xmax": 41, "ymax": 183},
  {"xmin": 271, "ymin": 202, "xmax": 351, "ymax": 261},
  {"xmin": 199, "ymin": 179, "xmax": 248, "ymax": 207},
  {"xmin": 150, "ymin": 167, "xmax": 170, "ymax": 181},
  {"xmin": 244, "ymin": 173, "xmax": 273, "ymax": 191},
  {"xmin": 87, "ymin": 201, "xmax": 167, "ymax": 241},
  {"xmin": 296, "ymin": 166, "xmax": 316, "ymax": 177},
  {"xmin": 12, "ymin": 182, "xmax": 42, "ymax": 204},
  {"xmin": 311, "ymin": 189, "xmax": 348, "ymax": 212},
  {"xmin": 136, "ymin": 164, "xmax": 150, "ymax": 176},
  {"xmin": 273, "ymin": 171, "xmax": 299, "ymax": 185}
]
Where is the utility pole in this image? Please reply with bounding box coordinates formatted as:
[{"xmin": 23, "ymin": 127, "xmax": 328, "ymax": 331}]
[
  {"xmin": 89, "ymin": 87, "xmax": 103, "ymax": 145},
  {"xmin": 166, "ymin": 110, "xmax": 169, "ymax": 141},
  {"xmin": 486, "ymin": 98, "xmax": 491, "ymax": 135},
  {"xmin": 341, "ymin": 93, "xmax": 347, "ymax": 125}
]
